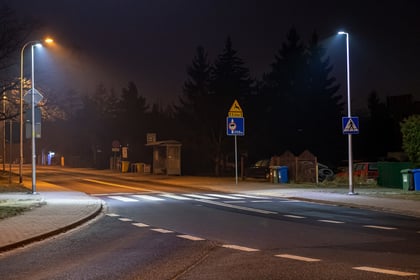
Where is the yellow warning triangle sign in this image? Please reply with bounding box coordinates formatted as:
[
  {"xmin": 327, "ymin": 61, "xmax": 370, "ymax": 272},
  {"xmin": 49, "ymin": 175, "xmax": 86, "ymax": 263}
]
[{"xmin": 229, "ymin": 100, "xmax": 243, "ymax": 113}]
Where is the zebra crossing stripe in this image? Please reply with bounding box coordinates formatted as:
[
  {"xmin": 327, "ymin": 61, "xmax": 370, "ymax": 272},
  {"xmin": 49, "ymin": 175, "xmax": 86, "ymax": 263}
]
[
  {"xmin": 205, "ymin": 194, "xmax": 243, "ymax": 200},
  {"xmin": 184, "ymin": 194, "xmax": 218, "ymax": 200},
  {"xmin": 108, "ymin": 196, "xmax": 138, "ymax": 202},
  {"xmin": 160, "ymin": 194, "xmax": 192, "ymax": 200},
  {"xmin": 132, "ymin": 195, "xmax": 165, "ymax": 201}
]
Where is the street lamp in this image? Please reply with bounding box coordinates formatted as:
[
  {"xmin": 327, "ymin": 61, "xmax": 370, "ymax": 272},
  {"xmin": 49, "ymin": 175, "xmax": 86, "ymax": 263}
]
[
  {"xmin": 338, "ymin": 31, "xmax": 355, "ymax": 195},
  {"xmin": 20, "ymin": 38, "xmax": 53, "ymax": 193}
]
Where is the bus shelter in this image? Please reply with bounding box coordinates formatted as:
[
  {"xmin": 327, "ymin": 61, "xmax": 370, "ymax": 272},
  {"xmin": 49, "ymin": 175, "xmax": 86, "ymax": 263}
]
[{"xmin": 146, "ymin": 140, "xmax": 181, "ymax": 175}]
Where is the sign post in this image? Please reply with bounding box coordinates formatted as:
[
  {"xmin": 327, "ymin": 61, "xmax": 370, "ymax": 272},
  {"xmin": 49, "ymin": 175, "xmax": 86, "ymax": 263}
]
[{"xmin": 227, "ymin": 100, "xmax": 244, "ymax": 184}]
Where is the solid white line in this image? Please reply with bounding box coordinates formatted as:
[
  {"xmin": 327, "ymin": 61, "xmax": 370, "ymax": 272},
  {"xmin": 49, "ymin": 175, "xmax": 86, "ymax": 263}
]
[
  {"xmin": 183, "ymin": 194, "xmax": 218, "ymax": 200},
  {"xmin": 353, "ymin": 266, "xmax": 417, "ymax": 277},
  {"xmin": 118, "ymin": 218, "xmax": 133, "ymax": 222},
  {"xmin": 151, "ymin": 228, "xmax": 174, "ymax": 233},
  {"xmin": 177, "ymin": 235, "xmax": 205, "ymax": 241},
  {"xmin": 197, "ymin": 199, "xmax": 277, "ymax": 215},
  {"xmin": 318, "ymin": 219, "xmax": 345, "ymax": 224},
  {"xmin": 106, "ymin": 213, "xmax": 120, "ymax": 217},
  {"xmin": 160, "ymin": 194, "xmax": 192, "ymax": 200},
  {"xmin": 283, "ymin": 215, "xmax": 306, "ymax": 219},
  {"xmin": 132, "ymin": 223, "xmax": 150, "ymax": 228},
  {"xmin": 206, "ymin": 194, "xmax": 243, "ymax": 200},
  {"xmin": 83, "ymin": 178, "xmax": 150, "ymax": 192},
  {"xmin": 275, "ymin": 254, "xmax": 321, "ymax": 262},
  {"xmin": 363, "ymin": 225, "xmax": 397, "ymax": 230},
  {"xmin": 108, "ymin": 196, "xmax": 138, "ymax": 202},
  {"xmin": 132, "ymin": 195, "xmax": 164, "ymax": 201},
  {"xmin": 222, "ymin": 244, "xmax": 259, "ymax": 252}
]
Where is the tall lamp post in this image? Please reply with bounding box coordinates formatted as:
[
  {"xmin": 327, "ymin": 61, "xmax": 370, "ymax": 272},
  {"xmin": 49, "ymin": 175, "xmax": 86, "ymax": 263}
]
[
  {"xmin": 20, "ymin": 38, "xmax": 53, "ymax": 193},
  {"xmin": 338, "ymin": 31, "xmax": 355, "ymax": 195}
]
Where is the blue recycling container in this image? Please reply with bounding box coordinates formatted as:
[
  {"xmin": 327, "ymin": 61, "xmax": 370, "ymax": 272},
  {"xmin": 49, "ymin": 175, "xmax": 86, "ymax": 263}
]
[
  {"xmin": 278, "ymin": 166, "xmax": 289, "ymax": 183},
  {"xmin": 412, "ymin": 169, "xmax": 420, "ymax": 191}
]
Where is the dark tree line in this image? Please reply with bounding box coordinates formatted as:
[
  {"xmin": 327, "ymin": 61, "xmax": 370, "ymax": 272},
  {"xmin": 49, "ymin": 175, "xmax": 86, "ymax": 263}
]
[{"xmin": 0, "ymin": 2, "xmax": 415, "ymax": 174}]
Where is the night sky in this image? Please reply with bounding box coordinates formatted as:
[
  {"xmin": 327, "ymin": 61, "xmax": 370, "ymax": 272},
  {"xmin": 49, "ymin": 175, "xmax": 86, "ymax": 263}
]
[{"xmin": 7, "ymin": 0, "xmax": 420, "ymax": 111}]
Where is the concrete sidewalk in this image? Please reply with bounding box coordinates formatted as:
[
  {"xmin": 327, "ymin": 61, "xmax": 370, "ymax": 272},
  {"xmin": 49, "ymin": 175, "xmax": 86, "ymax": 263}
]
[{"xmin": 0, "ymin": 173, "xmax": 419, "ymax": 253}]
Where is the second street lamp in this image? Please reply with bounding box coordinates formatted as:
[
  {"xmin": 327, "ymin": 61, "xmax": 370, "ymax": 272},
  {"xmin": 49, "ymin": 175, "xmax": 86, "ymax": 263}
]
[{"xmin": 338, "ymin": 31, "xmax": 355, "ymax": 195}]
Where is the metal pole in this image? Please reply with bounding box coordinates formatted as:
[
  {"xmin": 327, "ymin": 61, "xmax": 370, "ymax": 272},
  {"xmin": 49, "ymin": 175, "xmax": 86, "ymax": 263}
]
[
  {"xmin": 19, "ymin": 44, "xmax": 25, "ymax": 184},
  {"xmin": 343, "ymin": 32, "xmax": 354, "ymax": 195},
  {"xmin": 31, "ymin": 45, "xmax": 36, "ymax": 194},
  {"xmin": 234, "ymin": 135, "xmax": 238, "ymax": 185}
]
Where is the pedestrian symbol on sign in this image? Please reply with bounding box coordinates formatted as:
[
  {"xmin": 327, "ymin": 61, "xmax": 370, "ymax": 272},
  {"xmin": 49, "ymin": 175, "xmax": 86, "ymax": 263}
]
[{"xmin": 342, "ymin": 117, "xmax": 359, "ymax": 134}]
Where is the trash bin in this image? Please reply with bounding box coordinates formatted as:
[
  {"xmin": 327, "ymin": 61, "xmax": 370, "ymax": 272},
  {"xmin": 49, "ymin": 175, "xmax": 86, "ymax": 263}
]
[
  {"xmin": 135, "ymin": 163, "xmax": 145, "ymax": 173},
  {"xmin": 278, "ymin": 166, "xmax": 289, "ymax": 183},
  {"xmin": 401, "ymin": 169, "xmax": 414, "ymax": 191},
  {"xmin": 269, "ymin": 166, "xmax": 279, "ymax": 183},
  {"xmin": 412, "ymin": 169, "xmax": 420, "ymax": 191},
  {"xmin": 121, "ymin": 161, "xmax": 130, "ymax": 173}
]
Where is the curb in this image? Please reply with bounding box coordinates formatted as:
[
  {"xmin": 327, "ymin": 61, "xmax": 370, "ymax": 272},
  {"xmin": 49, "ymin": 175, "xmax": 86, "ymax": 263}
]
[{"xmin": 0, "ymin": 201, "xmax": 104, "ymax": 253}]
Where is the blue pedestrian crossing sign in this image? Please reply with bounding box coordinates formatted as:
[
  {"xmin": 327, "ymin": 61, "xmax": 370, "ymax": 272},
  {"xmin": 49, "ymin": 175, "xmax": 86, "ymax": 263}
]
[
  {"xmin": 342, "ymin": 117, "xmax": 359, "ymax": 134},
  {"xmin": 227, "ymin": 117, "xmax": 245, "ymax": 136}
]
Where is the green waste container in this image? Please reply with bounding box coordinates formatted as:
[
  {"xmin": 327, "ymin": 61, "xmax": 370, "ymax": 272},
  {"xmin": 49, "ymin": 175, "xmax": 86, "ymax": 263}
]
[
  {"xmin": 270, "ymin": 166, "xmax": 279, "ymax": 183},
  {"xmin": 401, "ymin": 169, "xmax": 414, "ymax": 191}
]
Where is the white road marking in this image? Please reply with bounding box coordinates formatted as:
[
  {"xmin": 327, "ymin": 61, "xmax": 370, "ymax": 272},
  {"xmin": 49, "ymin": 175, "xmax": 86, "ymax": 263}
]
[
  {"xmin": 363, "ymin": 225, "xmax": 397, "ymax": 230},
  {"xmin": 106, "ymin": 213, "xmax": 120, "ymax": 217},
  {"xmin": 132, "ymin": 223, "xmax": 150, "ymax": 228},
  {"xmin": 275, "ymin": 254, "xmax": 321, "ymax": 262},
  {"xmin": 160, "ymin": 194, "xmax": 192, "ymax": 200},
  {"xmin": 224, "ymin": 200, "xmax": 246, "ymax": 203},
  {"xmin": 250, "ymin": 200, "xmax": 272, "ymax": 203},
  {"xmin": 177, "ymin": 235, "xmax": 205, "ymax": 241},
  {"xmin": 353, "ymin": 266, "xmax": 418, "ymax": 277},
  {"xmin": 83, "ymin": 178, "xmax": 150, "ymax": 192},
  {"xmin": 118, "ymin": 218, "xmax": 133, "ymax": 222},
  {"xmin": 318, "ymin": 219, "xmax": 345, "ymax": 224},
  {"xmin": 183, "ymin": 194, "xmax": 218, "ymax": 200},
  {"xmin": 232, "ymin": 194, "xmax": 269, "ymax": 199},
  {"xmin": 108, "ymin": 196, "xmax": 138, "ymax": 202},
  {"xmin": 283, "ymin": 214, "xmax": 306, "ymax": 219},
  {"xmin": 151, "ymin": 228, "xmax": 174, "ymax": 233},
  {"xmin": 222, "ymin": 244, "xmax": 259, "ymax": 252},
  {"xmin": 132, "ymin": 195, "xmax": 165, "ymax": 201},
  {"xmin": 206, "ymin": 194, "xmax": 243, "ymax": 200},
  {"xmin": 197, "ymin": 199, "xmax": 277, "ymax": 215}
]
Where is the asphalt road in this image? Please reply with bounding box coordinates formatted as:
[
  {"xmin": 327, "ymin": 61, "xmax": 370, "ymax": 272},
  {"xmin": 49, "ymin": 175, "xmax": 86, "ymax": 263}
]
[{"xmin": 1, "ymin": 169, "xmax": 419, "ymax": 279}]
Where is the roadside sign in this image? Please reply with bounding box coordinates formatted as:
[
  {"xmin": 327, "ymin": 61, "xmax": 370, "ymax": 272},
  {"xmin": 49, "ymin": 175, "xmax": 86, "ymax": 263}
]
[
  {"xmin": 342, "ymin": 117, "xmax": 359, "ymax": 134},
  {"xmin": 227, "ymin": 117, "xmax": 245, "ymax": 136},
  {"xmin": 228, "ymin": 99, "xmax": 243, "ymax": 117}
]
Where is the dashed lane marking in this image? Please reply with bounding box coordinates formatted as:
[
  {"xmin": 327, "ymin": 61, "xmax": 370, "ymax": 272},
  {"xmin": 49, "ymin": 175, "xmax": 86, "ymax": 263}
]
[
  {"xmin": 363, "ymin": 225, "xmax": 397, "ymax": 230},
  {"xmin": 318, "ymin": 219, "xmax": 345, "ymax": 224},
  {"xmin": 197, "ymin": 199, "xmax": 277, "ymax": 215},
  {"xmin": 151, "ymin": 228, "xmax": 174, "ymax": 233},
  {"xmin": 353, "ymin": 266, "xmax": 417, "ymax": 277},
  {"xmin": 108, "ymin": 196, "xmax": 138, "ymax": 202},
  {"xmin": 275, "ymin": 254, "xmax": 321, "ymax": 262},
  {"xmin": 132, "ymin": 223, "xmax": 150, "ymax": 228},
  {"xmin": 106, "ymin": 213, "xmax": 120, "ymax": 217},
  {"xmin": 118, "ymin": 218, "xmax": 133, "ymax": 222},
  {"xmin": 250, "ymin": 200, "xmax": 272, "ymax": 203},
  {"xmin": 132, "ymin": 195, "xmax": 165, "ymax": 201},
  {"xmin": 160, "ymin": 194, "xmax": 193, "ymax": 200},
  {"xmin": 177, "ymin": 235, "xmax": 205, "ymax": 241},
  {"xmin": 222, "ymin": 244, "xmax": 260, "ymax": 252},
  {"xmin": 283, "ymin": 214, "xmax": 306, "ymax": 219}
]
